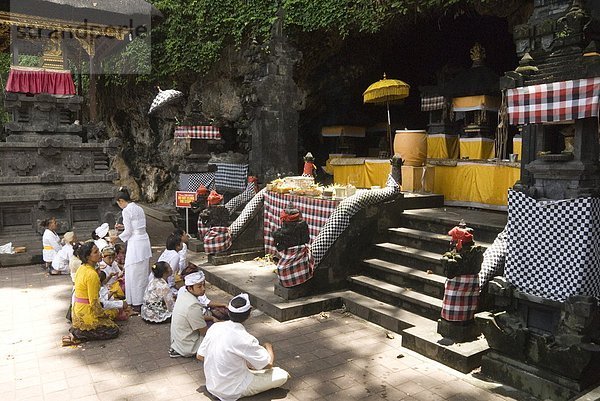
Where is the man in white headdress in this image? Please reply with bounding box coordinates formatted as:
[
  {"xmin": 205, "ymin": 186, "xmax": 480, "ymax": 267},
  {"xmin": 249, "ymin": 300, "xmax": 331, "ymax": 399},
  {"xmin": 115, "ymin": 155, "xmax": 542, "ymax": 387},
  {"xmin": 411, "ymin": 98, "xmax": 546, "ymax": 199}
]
[
  {"xmin": 197, "ymin": 293, "xmax": 290, "ymax": 401},
  {"xmin": 169, "ymin": 271, "xmax": 208, "ymax": 358}
]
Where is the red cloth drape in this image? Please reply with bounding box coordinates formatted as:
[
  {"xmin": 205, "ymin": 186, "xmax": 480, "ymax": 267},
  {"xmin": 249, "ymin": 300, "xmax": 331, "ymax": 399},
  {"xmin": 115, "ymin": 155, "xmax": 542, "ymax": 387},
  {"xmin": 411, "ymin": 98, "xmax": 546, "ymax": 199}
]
[{"xmin": 6, "ymin": 67, "xmax": 76, "ymax": 95}]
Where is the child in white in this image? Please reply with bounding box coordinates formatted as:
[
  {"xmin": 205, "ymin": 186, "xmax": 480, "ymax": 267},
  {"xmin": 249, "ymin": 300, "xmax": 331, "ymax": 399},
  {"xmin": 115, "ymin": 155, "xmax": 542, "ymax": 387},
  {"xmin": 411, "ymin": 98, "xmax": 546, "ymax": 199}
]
[
  {"xmin": 173, "ymin": 228, "xmax": 189, "ymax": 273},
  {"xmin": 98, "ymin": 270, "xmax": 129, "ymax": 320},
  {"xmin": 152, "ymin": 233, "xmax": 181, "ymax": 295},
  {"xmin": 51, "ymin": 231, "xmax": 77, "ymax": 275},
  {"xmin": 98, "ymin": 247, "xmax": 125, "ymax": 299}
]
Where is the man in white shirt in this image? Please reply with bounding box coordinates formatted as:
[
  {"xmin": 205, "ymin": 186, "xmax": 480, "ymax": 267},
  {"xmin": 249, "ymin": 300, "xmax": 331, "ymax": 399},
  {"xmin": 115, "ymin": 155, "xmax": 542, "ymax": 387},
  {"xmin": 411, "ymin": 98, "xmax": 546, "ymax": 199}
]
[
  {"xmin": 169, "ymin": 272, "xmax": 208, "ymax": 358},
  {"xmin": 197, "ymin": 293, "xmax": 289, "ymax": 401}
]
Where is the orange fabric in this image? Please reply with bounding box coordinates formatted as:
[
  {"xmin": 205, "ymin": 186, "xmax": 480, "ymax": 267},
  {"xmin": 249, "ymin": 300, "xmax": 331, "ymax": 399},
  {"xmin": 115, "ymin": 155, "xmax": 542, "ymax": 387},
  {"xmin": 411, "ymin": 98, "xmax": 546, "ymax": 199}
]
[{"xmin": 207, "ymin": 190, "xmax": 223, "ymax": 205}]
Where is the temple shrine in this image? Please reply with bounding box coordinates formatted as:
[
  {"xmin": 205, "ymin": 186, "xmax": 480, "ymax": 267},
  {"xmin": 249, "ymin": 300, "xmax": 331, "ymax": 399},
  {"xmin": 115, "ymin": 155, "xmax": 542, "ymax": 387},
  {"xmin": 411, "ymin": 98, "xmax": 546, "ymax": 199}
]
[{"xmin": 0, "ymin": 0, "xmax": 159, "ymax": 263}]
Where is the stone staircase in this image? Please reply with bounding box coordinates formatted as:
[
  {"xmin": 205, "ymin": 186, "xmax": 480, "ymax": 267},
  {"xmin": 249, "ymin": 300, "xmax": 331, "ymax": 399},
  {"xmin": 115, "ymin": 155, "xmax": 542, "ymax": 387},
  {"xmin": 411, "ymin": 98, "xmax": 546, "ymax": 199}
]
[{"xmin": 342, "ymin": 207, "xmax": 506, "ymax": 373}]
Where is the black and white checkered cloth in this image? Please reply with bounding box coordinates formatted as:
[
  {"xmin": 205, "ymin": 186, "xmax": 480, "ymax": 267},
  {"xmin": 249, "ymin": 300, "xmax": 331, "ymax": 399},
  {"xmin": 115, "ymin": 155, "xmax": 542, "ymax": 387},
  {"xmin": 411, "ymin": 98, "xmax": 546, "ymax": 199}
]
[
  {"xmin": 179, "ymin": 173, "xmax": 215, "ymax": 191},
  {"xmin": 312, "ymin": 174, "xmax": 400, "ymax": 267},
  {"xmin": 225, "ymin": 182, "xmax": 257, "ymax": 215},
  {"xmin": 506, "ymin": 190, "xmax": 600, "ymax": 302},
  {"xmin": 209, "ymin": 163, "xmax": 249, "ymax": 192},
  {"xmin": 229, "ymin": 188, "xmax": 266, "ymax": 239},
  {"xmin": 421, "ymin": 95, "xmax": 446, "ymax": 111},
  {"xmin": 478, "ymin": 227, "xmax": 507, "ymax": 289}
]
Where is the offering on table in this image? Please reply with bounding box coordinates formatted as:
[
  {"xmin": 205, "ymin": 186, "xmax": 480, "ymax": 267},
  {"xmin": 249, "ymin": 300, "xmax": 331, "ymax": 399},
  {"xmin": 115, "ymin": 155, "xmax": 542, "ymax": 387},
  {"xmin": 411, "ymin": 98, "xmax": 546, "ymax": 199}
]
[{"xmin": 322, "ymin": 188, "xmax": 334, "ymax": 198}]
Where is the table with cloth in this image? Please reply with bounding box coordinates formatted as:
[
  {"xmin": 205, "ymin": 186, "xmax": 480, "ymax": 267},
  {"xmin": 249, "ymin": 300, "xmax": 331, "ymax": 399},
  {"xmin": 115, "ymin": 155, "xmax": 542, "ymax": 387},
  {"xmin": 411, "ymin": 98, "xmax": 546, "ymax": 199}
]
[
  {"xmin": 329, "ymin": 157, "xmax": 391, "ymax": 188},
  {"xmin": 6, "ymin": 66, "xmax": 76, "ymax": 95},
  {"xmin": 430, "ymin": 160, "xmax": 520, "ymax": 208},
  {"xmin": 263, "ymin": 191, "xmax": 341, "ymax": 256}
]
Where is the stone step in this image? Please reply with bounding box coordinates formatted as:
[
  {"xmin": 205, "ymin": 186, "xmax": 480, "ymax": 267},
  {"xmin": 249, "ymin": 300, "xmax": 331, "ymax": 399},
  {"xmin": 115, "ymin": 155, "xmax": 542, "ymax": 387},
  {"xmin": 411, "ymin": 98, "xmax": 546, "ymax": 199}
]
[
  {"xmin": 387, "ymin": 227, "xmax": 491, "ymax": 255},
  {"xmin": 371, "ymin": 242, "xmax": 444, "ymax": 275},
  {"xmin": 402, "ymin": 325, "xmax": 489, "ymax": 374},
  {"xmin": 341, "ymin": 290, "xmax": 489, "ymax": 373},
  {"xmin": 362, "ymin": 258, "xmax": 446, "ymax": 299},
  {"xmin": 348, "ymin": 275, "xmax": 442, "ymax": 320},
  {"xmin": 341, "ymin": 290, "xmax": 436, "ymax": 333},
  {"xmin": 401, "ymin": 208, "xmax": 505, "ymax": 243}
]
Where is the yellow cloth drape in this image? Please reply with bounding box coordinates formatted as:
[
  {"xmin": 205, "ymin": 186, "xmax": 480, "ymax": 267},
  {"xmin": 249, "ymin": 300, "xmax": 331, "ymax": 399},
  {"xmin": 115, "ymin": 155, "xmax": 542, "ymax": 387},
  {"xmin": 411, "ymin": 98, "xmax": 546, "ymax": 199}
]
[
  {"xmin": 459, "ymin": 138, "xmax": 495, "ymax": 160},
  {"xmin": 72, "ymin": 264, "xmax": 118, "ymax": 331},
  {"xmin": 452, "ymin": 95, "xmax": 501, "ymax": 111},
  {"xmin": 332, "ymin": 160, "xmax": 390, "ymax": 188},
  {"xmin": 432, "ymin": 163, "xmax": 520, "ymax": 206},
  {"xmin": 427, "ymin": 134, "xmax": 459, "ymax": 159},
  {"xmin": 513, "ymin": 137, "xmax": 522, "ymax": 159}
]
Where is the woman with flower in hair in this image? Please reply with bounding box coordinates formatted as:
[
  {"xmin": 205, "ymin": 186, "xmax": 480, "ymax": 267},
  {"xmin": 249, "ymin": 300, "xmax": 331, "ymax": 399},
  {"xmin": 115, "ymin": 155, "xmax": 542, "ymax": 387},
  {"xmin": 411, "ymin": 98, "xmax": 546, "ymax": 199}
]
[
  {"xmin": 141, "ymin": 261, "xmax": 175, "ymax": 323},
  {"xmin": 115, "ymin": 187, "xmax": 152, "ymax": 314}
]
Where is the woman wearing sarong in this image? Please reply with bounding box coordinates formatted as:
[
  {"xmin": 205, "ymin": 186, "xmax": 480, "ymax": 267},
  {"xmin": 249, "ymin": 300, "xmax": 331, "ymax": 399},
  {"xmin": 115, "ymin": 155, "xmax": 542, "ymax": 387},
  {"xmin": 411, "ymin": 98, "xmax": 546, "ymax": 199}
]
[
  {"xmin": 115, "ymin": 187, "xmax": 152, "ymax": 313},
  {"xmin": 63, "ymin": 242, "xmax": 119, "ymax": 345}
]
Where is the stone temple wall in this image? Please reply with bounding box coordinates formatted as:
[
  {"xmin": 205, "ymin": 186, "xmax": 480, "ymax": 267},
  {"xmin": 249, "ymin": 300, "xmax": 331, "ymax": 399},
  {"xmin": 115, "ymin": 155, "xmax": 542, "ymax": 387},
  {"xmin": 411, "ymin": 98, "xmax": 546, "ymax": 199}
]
[{"xmin": 0, "ymin": 93, "xmax": 120, "ymax": 257}]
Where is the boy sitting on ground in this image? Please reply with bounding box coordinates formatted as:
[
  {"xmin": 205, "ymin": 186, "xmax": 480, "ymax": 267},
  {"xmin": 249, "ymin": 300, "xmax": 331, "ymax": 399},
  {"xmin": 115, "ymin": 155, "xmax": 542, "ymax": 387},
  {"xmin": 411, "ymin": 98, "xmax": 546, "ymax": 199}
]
[{"xmin": 169, "ymin": 272, "xmax": 211, "ymax": 358}]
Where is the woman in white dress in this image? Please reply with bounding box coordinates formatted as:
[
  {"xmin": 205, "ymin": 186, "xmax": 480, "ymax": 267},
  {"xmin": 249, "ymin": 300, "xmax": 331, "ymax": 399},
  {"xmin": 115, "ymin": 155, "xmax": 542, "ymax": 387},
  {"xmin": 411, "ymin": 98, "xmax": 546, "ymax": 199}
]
[
  {"xmin": 115, "ymin": 187, "xmax": 152, "ymax": 313},
  {"xmin": 41, "ymin": 217, "xmax": 61, "ymax": 272}
]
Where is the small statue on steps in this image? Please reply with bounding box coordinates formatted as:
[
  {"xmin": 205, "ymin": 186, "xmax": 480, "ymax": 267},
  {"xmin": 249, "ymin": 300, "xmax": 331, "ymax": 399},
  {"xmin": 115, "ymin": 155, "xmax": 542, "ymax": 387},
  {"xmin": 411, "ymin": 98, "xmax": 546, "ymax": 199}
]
[
  {"xmin": 438, "ymin": 219, "xmax": 484, "ymax": 342},
  {"xmin": 272, "ymin": 204, "xmax": 314, "ymax": 287},
  {"xmin": 302, "ymin": 152, "xmax": 317, "ymax": 178},
  {"xmin": 200, "ymin": 190, "xmax": 232, "ymax": 254}
]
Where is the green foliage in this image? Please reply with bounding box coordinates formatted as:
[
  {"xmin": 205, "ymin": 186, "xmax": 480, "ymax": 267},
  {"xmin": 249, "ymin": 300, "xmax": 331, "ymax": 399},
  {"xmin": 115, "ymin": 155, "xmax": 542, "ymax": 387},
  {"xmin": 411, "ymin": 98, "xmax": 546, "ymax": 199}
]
[
  {"xmin": 0, "ymin": 52, "xmax": 10, "ymax": 129},
  {"xmin": 138, "ymin": 0, "xmax": 493, "ymax": 82},
  {"xmin": 102, "ymin": 34, "xmax": 153, "ymax": 87},
  {"xmin": 18, "ymin": 55, "xmax": 42, "ymax": 67}
]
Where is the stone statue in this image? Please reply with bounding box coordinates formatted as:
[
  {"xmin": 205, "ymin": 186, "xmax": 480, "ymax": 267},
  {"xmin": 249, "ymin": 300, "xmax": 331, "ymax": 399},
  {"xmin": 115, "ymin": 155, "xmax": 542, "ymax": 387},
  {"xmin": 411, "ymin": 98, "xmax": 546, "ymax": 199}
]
[
  {"xmin": 302, "ymin": 152, "xmax": 317, "ymax": 178},
  {"xmin": 272, "ymin": 203, "xmax": 310, "ymax": 252},
  {"xmin": 438, "ymin": 220, "xmax": 484, "ymax": 342},
  {"xmin": 199, "ymin": 190, "xmax": 231, "ymax": 254},
  {"xmin": 272, "ymin": 203, "xmax": 314, "ymax": 287}
]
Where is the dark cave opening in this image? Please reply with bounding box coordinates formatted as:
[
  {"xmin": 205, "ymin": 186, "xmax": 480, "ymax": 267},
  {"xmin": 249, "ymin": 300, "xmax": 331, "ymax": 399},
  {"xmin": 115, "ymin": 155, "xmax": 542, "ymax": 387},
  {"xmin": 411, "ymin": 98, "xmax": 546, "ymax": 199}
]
[{"xmin": 296, "ymin": 12, "xmax": 518, "ymax": 170}]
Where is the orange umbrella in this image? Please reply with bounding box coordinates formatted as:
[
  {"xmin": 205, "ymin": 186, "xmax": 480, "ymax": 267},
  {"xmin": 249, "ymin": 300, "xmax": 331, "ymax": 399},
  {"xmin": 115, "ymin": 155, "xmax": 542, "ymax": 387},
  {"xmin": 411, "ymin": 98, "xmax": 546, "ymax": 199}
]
[{"xmin": 363, "ymin": 73, "xmax": 410, "ymax": 156}]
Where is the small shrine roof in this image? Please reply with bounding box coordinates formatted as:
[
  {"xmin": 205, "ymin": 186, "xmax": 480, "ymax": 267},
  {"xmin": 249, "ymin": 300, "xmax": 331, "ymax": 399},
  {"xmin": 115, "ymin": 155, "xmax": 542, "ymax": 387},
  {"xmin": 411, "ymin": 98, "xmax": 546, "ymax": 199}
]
[{"xmin": 0, "ymin": 0, "xmax": 162, "ymax": 23}]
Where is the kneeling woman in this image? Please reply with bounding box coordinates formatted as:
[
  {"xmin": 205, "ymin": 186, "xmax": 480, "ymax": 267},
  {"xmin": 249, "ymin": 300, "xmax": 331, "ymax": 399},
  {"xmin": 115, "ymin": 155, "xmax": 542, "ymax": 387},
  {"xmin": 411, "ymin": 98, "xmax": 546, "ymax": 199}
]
[{"xmin": 64, "ymin": 242, "xmax": 119, "ymax": 345}]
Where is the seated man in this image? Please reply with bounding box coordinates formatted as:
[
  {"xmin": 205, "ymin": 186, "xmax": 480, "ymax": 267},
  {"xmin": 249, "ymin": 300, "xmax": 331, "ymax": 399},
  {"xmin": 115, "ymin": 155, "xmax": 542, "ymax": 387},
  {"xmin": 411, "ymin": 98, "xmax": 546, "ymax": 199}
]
[
  {"xmin": 169, "ymin": 272, "xmax": 208, "ymax": 357},
  {"xmin": 197, "ymin": 293, "xmax": 289, "ymax": 400}
]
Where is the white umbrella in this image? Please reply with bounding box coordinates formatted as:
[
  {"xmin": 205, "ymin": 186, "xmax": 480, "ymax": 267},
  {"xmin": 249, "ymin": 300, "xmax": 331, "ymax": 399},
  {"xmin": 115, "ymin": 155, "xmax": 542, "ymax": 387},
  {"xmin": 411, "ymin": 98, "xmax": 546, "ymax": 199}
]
[{"xmin": 148, "ymin": 87, "xmax": 183, "ymax": 114}]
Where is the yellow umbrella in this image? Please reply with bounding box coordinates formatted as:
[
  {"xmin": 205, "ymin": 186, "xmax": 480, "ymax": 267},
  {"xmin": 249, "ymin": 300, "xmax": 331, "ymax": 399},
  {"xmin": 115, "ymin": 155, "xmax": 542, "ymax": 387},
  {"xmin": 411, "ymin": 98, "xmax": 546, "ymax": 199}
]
[{"xmin": 363, "ymin": 73, "xmax": 410, "ymax": 156}]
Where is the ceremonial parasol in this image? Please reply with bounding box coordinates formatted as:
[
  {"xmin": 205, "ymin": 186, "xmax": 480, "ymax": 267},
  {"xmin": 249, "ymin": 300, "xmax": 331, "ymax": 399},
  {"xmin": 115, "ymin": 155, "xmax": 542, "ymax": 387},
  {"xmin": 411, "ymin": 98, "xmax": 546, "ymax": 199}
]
[
  {"xmin": 363, "ymin": 73, "xmax": 410, "ymax": 156},
  {"xmin": 148, "ymin": 87, "xmax": 183, "ymax": 115}
]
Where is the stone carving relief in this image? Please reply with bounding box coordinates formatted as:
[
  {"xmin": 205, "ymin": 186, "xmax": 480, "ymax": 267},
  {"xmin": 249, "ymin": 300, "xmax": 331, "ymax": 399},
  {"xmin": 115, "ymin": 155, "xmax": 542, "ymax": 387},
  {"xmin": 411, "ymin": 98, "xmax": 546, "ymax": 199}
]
[
  {"xmin": 64, "ymin": 153, "xmax": 89, "ymax": 175},
  {"xmin": 40, "ymin": 170, "xmax": 63, "ymax": 183},
  {"xmin": 38, "ymin": 137, "xmax": 62, "ymax": 158},
  {"xmin": 38, "ymin": 190, "xmax": 66, "ymax": 211},
  {"xmin": 9, "ymin": 153, "xmax": 36, "ymax": 176}
]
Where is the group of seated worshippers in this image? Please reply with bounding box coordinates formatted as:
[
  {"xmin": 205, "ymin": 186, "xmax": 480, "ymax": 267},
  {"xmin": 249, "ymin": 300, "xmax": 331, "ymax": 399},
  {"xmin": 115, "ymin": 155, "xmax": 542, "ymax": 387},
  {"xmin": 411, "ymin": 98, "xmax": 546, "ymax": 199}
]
[
  {"xmin": 60, "ymin": 223, "xmax": 192, "ymax": 344},
  {"xmin": 167, "ymin": 274, "xmax": 290, "ymax": 400}
]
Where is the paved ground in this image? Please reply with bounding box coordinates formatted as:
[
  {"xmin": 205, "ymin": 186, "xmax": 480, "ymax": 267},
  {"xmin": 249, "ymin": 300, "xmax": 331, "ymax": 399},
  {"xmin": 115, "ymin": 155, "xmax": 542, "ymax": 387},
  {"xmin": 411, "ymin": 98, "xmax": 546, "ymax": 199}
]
[
  {"xmin": 0, "ymin": 214, "xmax": 539, "ymax": 401},
  {"xmin": 1, "ymin": 262, "xmax": 540, "ymax": 401}
]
